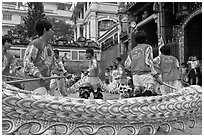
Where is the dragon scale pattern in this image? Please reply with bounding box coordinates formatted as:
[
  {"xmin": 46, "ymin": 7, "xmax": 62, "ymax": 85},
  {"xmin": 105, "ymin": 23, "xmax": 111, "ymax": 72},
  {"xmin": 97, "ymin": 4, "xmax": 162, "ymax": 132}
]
[{"xmin": 2, "ymin": 82, "xmax": 202, "ymax": 135}]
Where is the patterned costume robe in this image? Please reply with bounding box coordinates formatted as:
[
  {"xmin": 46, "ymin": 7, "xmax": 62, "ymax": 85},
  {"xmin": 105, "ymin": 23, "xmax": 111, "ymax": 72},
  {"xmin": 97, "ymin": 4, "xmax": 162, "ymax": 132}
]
[
  {"xmin": 125, "ymin": 44, "xmax": 158, "ymax": 95},
  {"xmin": 23, "ymin": 38, "xmax": 55, "ymax": 93},
  {"xmin": 153, "ymin": 54, "xmax": 181, "ymax": 94}
]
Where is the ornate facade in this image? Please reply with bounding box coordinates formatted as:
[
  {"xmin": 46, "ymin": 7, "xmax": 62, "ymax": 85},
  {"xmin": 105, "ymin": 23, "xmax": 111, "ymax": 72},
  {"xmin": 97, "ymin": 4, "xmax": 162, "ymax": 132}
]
[{"xmin": 119, "ymin": 2, "xmax": 202, "ymax": 63}]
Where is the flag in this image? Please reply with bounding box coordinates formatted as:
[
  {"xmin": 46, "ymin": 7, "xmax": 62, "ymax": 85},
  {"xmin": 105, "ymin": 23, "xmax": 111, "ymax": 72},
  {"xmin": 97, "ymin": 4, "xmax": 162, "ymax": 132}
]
[{"xmin": 158, "ymin": 36, "xmax": 164, "ymax": 55}]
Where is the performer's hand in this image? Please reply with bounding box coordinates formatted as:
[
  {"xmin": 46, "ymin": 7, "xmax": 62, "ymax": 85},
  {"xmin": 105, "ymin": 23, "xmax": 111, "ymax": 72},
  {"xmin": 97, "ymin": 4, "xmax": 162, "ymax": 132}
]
[
  {"xmin": 39, "ymin": 75, "xmax": 46, "ymax": 82},
  {"xmin": 64, "ymin": 72, "xmax": 72, "ymax": 79},
  {"xmin": 39, "ymin": 75, "xmax": 46, "ymax": 81},
  {"xmin": 84, "ymin": 71, "xmax": 89, "ymax": 76},
  {"xmin": 63, "ymin": 71, "xmax": 69, "ymax": 76},
  {"xmin": 153, "ymin": 73, "xmax": 163, "ymax": 85},
  {"xmin": 66, "ymin": 74, "xmax": 72, "ymax": 79},
  {"xmin": 36, "ymin": 72, "xmax": 45, "ymax": 81}
]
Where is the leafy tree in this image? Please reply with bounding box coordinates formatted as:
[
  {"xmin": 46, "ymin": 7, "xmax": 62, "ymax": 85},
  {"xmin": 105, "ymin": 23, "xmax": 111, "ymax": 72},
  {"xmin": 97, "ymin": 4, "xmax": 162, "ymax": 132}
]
[
  {"xmin": 10, "ymin": 24, "xmax": 29, "ymax": 44},
  {"xmin": 23, "ymin": 2, "xmax": 46, "ymax": 38},
  {"xmin": 48, "ymin": 18, "xmax": 74, "ymax": 42}
]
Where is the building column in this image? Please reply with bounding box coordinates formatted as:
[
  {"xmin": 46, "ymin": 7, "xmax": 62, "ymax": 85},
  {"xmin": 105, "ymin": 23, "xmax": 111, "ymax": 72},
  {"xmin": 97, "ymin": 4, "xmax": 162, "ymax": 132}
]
[
  {"xmin": 158, "ymin": 2, "xmax": 165, "ymax": 41},
  {"xmin": 117, "ymin": 23, "xmax": 121, "ymax": 56},
  {"xmin": 74, "ymin": 27, "xmax": 77, "ymax": 41},
  {"xmin": 90, "ymin": 12, "xmax": 97, "ymax": 41},
  {"xmin": 76, "ymin": 24, "xmax": 80, "ymax": 39}
]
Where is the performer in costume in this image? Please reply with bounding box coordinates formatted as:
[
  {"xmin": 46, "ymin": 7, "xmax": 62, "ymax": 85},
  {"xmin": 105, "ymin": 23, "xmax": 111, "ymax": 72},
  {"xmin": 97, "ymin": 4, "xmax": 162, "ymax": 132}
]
[
  {"xmin": 67, "ymin": 48, "xmax": 103, "ymax": 99},
  {"xmin": 125, "ymin": 30, "xmax": 162, "ymax": 97},
  {"xmin": 153, "ymin": 45, "xmax": 181, "ymax": 95},
  {"xmin": 23, "ymin": 19, "xmax": 55, "ymax": 95}
]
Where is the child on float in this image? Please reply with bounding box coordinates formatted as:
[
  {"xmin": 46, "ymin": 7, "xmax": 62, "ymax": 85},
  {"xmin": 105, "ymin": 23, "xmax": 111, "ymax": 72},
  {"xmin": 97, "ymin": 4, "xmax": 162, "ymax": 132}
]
[
  {"xmin": 153, "ymin": 45, "xmax": 181, "ymax": 95},
  {"xmin": 67, "ymin": 48, "xmax": 103, "ymax": 99}
]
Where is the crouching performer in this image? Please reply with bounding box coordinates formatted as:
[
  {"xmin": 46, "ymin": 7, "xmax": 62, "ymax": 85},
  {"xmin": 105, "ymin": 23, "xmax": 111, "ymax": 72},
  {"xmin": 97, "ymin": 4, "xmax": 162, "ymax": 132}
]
[
  {"xmin": 125, "ymin": 30, "xmax": 162, "ymax": 97},
  {"xmin": 67, "ymin": 48, "xmax": 103, "ymax": 99},
  {"xmin": 23, "ymin": 19, "xmax": 55, "ymax": 95}
]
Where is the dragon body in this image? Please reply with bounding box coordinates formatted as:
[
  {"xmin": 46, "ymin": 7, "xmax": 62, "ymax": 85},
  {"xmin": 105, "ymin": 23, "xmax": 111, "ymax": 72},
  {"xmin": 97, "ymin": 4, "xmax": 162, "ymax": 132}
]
[{"xmin": 2, "ymin": 81, "xmax": 202, "ymax": 135}]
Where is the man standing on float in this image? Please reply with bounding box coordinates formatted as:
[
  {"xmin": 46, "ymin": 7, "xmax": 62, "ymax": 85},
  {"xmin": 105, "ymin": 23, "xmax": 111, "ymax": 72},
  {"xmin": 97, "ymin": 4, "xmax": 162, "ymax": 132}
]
[
  {"xmin": 125, "ymin": 30, "xmax": 162, "ymax": 97},
  {"xmin": 23, "ymin": 19, "xmax": 55, "ymax": 95}
]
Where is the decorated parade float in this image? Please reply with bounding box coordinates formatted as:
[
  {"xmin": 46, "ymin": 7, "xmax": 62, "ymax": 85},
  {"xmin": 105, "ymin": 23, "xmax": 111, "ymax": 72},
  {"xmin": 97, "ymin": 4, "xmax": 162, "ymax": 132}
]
[{"xmin": 2, "ymin": 78, "xmax": 202, "ymax": 135}]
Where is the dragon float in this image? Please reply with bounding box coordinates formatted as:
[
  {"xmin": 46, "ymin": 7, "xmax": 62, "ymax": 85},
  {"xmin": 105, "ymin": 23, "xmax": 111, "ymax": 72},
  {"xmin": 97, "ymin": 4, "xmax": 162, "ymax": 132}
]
[{"xmin": 2, "ymin": 79, "xmax": 202, "ymax": 135}]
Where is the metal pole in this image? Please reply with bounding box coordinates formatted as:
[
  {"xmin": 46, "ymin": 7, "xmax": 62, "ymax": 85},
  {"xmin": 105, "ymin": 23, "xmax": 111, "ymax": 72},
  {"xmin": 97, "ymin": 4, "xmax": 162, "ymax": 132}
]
[{"xmin": 5, "ymin": 75, "xmax": 72, "ymax": 84}]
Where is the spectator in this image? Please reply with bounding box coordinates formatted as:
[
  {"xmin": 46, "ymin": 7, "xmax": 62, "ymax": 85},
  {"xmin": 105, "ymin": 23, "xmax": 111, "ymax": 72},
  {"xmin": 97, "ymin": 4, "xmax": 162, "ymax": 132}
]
[
  {"xmin": 187, "ymin": 56, "xmax": 202, "ymax": 86},
  {"xmin": 180, "ymin": 62, "xmax": 189, "ymax": 86},
  {"xmin": 62, "ymin": 53, "xmax": 68, "ymax": 64},
  {"xmin": 104, "ymin": 68, "xmax": 110, "ymax": 85},
  {"xmin": 109, "ymin": 65, "xmax": 113, "ymax": 82}
]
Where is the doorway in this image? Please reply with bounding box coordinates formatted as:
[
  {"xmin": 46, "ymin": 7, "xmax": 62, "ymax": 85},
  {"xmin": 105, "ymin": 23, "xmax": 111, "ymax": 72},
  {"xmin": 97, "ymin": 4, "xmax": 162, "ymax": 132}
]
[{"xmin": 184, "ymin": 13, "xmax": 202, "ymax": 61}]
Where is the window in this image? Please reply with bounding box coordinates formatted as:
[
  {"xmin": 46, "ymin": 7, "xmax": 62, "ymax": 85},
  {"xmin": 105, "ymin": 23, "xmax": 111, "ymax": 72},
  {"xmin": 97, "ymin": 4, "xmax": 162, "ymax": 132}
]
[
  {"xmin": 57, "ymin": 3, "xmax": 66, "ymax": 10},
  {"xmin": 60, "ymin": 51, "xmax": 71, "ymax": 61},
  {"xmin": 3, "ymin": 2, "xmax": 17, "ymax": 5},
  {"xmin": 85, "ymin": 2, "xmax": 87, "ymax": 11},
  {"xmin": 79, "ymin": 51, "xmax": 86, "ymax": 60},
  {"xmin": 72, "ymin": 51, "xmax": 78, "ymax": 60},
  {"xmin": 114, "ymin": 33, "xmax": 118, "ymax": 44},
  {"xmin": 89, "ymin": 21, "xmax": 91, "ymax": 38},
  {"xmin": 81, "ymin": 8, "xmax": 84, "ymax": 18},
  {"xmin": 9, "ymin": 48, "xmax": 20, "ymax": 59},
  {"xmin": 21, "ymin": 49, "xmax": 26, "ymax": 59},
  {"xmin": 3, "ymin": 14, "xmax": 12, "ymax": 20},
  {"xmin": 80, "ymin": 25, "xmax": 83, "ymax": 37},
  {"xmin": 84, "ymin": 25, "xmax": 87, "ymax": 38}
]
